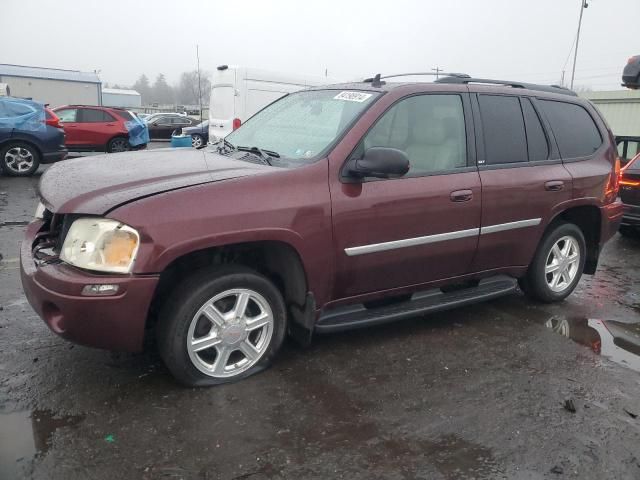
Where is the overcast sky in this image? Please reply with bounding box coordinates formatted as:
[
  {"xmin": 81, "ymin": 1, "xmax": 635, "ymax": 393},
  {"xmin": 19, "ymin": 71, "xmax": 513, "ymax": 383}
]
[{"xmin": 3, "ymin": 0, "xmax": 638, "ymax": 90}]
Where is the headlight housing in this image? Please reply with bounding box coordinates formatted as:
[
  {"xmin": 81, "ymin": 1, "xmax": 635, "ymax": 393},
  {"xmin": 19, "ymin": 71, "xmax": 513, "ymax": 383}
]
[
  {"xmin": 60, "ymin": 218, "xmax": 140, "ymax": 274},
  {"xmin": 34, "ymin": 202, "xmax": 46, "ymax": 219}
]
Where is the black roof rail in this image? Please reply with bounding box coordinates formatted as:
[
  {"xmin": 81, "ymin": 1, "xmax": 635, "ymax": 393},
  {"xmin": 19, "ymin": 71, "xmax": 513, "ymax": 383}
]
[
  {"xmin": 364, "ymin": 72, "xmax": 471, "ymax": 87},
  {"xmin": 435, "ymin": 76, "xmax": 578, "ymax": 97}
]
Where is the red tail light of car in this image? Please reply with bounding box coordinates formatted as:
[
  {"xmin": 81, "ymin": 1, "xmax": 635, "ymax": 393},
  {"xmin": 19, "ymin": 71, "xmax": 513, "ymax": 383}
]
[
  {"xmin": 232, "ymin": 118, "xmax": 242, "ymax": 130},
  {"xmin": 620, "ymin": 159, "xmax": 640, "ymax": 187},
  {"xmin": 604, "ymin": 156, "xmax": 621, "ymax": 202},
  {"xmin": 45, "ymin": 108, "xmax": 63, "ymax": 129}
]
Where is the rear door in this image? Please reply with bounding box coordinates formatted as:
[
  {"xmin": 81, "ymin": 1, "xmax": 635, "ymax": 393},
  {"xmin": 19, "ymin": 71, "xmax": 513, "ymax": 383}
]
[
  {"xmin": 77, "ymin": 108, "xmax": 120, "ymax": 147},
  {"xmin": 55, "ymin": 108, "xmax": 81, "ymax": 146},
  {"xmin": 149, "ymin": 115, "xmax": 175, "ymax": 139},
  {"xmin": 209, "ymin": 85, "xmax": 236, "ymax": 139},
  {"xmin": 470, "ymin": 93, "xmax": 572, "ymax": 272}
]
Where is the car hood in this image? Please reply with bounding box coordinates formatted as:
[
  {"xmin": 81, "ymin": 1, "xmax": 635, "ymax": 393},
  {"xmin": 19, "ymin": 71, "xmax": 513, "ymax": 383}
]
[{"xmin": 39, "ymin": 148, "xmax": 271, "ymax": 214}]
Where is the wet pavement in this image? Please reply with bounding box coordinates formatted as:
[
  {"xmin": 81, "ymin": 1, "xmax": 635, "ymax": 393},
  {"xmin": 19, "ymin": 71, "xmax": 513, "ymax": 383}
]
[{"xmin": 1, "ymin": 161, "xmax": 640, "ymax": 479}]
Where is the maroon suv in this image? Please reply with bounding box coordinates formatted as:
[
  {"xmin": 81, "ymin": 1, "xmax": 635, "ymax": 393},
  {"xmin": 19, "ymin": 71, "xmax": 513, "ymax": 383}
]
[{"xmin": 21, "ymin": 75, "xmax": 623, "ymax": 386}]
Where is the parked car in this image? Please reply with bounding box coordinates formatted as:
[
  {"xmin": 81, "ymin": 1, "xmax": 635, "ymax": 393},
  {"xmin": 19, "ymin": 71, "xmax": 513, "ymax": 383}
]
[
  {"xmin": 622, "ymin": 55, "xmax": 640, "ymax": 89},
  {"xmin": 208, "ymin": 65, "xmax": 332, "ymax": 141},
  {"xmin": 22, "ymin": 75, "xmax": 623, "ymax": 386},
  {"xmin": 146, "ymin": 114, "xmax": 198, "ymax": 139},
  {"xmin": 53, "ymin": 105, "xmax": 148, "ymax": 153},
  {"xmin": 182, "ymin": 120, "xmax": 208, "ymax": 148},
  {"xmin": 137, "ymin": 113, "xmax": 152, "ymax": 122},
  {"xmin": 619, "ymin": 152, "xmax": 640, "ymax": 237},
  {"xmin": 616, "ymin": 135, "xmax": 640, "ymax": 166},
  {"xmin": 0, "ymin": 98, "xmax": 66, "ymax": 176}
]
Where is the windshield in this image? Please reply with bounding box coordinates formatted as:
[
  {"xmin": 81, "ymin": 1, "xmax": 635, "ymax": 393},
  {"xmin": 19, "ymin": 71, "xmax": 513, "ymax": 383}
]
[{"xmin": 225, "ymin": 89, "xmax": 379, "ymax": 162}]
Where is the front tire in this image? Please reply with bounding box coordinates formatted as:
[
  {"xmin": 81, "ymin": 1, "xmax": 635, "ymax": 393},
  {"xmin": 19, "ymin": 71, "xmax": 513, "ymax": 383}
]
[
  {"xmin": 191, "ymin": 134, "xmax": 204, "ymax": 149},
  {"xmin": 520, "ymin": 223, "xmax": 586, "ymax": 303},
  {"xmin": 157, "ymin": 266, "xmax": 287, "ymax": 387},
  {"xmin": 0, "ymin": 142, "xmax": 40, "ymax": 176}
]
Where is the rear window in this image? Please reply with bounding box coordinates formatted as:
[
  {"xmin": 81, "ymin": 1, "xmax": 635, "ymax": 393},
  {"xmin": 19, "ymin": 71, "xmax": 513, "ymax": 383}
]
[
  {"xmin": 210, "ymin": 86, "xmax": 234, "ymax": 119},
  {"xmin": 55, "ymin": 109, "xmax": 77, "ymax": 122},
  {"xmin": 478, "ymin": 95, "xmax": 528, "ymax": 165},
  {"xmin": 113, "ymin": 110, "xmax": 134, "ymax": 121},
  {"xmin": 80, "ymin": 109, "xmax": 115, "ymax": 123},
  {"xmin": 539, "ymin": 100, "xmax": 602, "ymax": 159}
]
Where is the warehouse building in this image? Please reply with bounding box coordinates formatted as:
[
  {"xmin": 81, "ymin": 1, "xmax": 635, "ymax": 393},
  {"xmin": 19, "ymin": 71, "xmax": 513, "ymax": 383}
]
[
  {"xmin": 582, "ymin": 90, "xmax": 640, "ymax": 137},
  {"xmin": 102, "ymin": 88, "xmax": 142, "ymax": 108},
  {"xmin": 0, "ymin": 63, "xmax": 102, "ymax": 107}
]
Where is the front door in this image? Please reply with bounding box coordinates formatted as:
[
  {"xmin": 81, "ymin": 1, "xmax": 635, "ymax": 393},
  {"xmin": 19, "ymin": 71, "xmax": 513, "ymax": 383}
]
[
  {"xmin": 330, "ymin": 93, "xmax": 481, "ymax": 298},
  {"xmin": 55, "ymin": 108, "xmax": 83, "ymax": 147}
]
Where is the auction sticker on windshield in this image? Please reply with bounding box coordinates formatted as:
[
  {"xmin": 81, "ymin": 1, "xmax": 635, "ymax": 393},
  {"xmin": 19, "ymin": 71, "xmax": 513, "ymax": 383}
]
[{"xmin": 334, "ymin": 91, "xmax": 373, "ymax": 102}]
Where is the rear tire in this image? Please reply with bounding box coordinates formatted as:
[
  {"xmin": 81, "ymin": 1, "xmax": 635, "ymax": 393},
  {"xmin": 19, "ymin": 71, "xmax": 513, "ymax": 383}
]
[
  {"xmin": 520, "ymin": 223, "xmax": 586, "ymax": 303},
  {"xmin": 156, "ymin": 266, "xmax": 287, "ymax": 387},
  {"xmin": 191, "ymin": 134, "xmax": 204, "ymax": 149},
  {"xmin": 0, "ymin": 142, "xmax": 40, "ymax": 176},
  {"xmin": 106, "ymin": 136, "xmax": 130, "ymax": 153}
]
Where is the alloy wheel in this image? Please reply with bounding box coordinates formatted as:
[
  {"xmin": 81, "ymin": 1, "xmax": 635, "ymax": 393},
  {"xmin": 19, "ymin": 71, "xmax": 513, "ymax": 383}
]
[
  {"xmin": 544, "ymin": 235, "xmax": 581, "ymax": 293},
  {"xmin": 191, "ymin": 135, "xmax": 203, "ymax": 148},
  {"xmin": 110, "ymin": 138, "xmax": 129, "ymax": 153},
  {"xmin": 4, "ymin": 147, "xmax": 34, "ymax": 173},
  {"xmin": 186, "ymin": 288, "xmax": 274, "ymax": 378}
]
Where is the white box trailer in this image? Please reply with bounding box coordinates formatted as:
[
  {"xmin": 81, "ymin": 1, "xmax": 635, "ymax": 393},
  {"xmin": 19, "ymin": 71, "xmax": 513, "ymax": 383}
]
[{"xmin": 208, "ymin": 65, "xmax": 332, "ymax": 141}]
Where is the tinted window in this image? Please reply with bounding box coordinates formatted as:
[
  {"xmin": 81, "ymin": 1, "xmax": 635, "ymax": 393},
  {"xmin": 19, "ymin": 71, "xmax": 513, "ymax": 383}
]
[
  {"xmin": 55, "ymin": 109, "xmax": 77, "ymax": 122},
  {"xmin": 521, "ymin": 98, "xmax": 549, "ymax": 161},
  {"xmin": 362, "ymin": 94, "xmax": 467, "ymax": 175},
  {"xmin": 171, "ymin": 117, "xmax": 191, "ymax": 125},
  {"xmin": 478, "ymin": 95, "xmax": 527, "ymax": 164},
  {"xmin": 539, "ymin": 100, "xmax": 602, "ymax": 158},
  {"xmin": 80, "ymin": 109, "xmax": 114, "ymax": 122},
  {"xmin": 113, "ymin": 110, "xmax": 134, "ymax": 121}
]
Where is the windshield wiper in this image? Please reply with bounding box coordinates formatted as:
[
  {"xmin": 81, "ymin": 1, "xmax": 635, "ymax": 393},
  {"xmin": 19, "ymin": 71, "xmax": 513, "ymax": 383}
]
[{"xmin": 237, "ymin": 146, "xmax": 280, "ymax": 166}]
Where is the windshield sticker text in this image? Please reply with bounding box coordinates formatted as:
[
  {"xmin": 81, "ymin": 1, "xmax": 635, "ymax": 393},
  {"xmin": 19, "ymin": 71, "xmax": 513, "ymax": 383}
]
[{"xmin": 334, "ymin": 91, "xmax": 373, "ymax": 103}]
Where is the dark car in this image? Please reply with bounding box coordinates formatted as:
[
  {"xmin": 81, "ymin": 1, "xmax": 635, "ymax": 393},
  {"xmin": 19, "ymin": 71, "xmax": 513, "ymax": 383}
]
[
  {"xmin": 53, "ymin": 105, "xmax": 148, "ymax": 153},
  {"xmin": 616, "ymin": 135, "xmax": 640, "ymax": 166},
  {"xmin": 622, "ymin": 55, "xmax": 640, "ymax": 89},
  {"xmin": 182, "ymin": 120, "xmax": 208, "ymax": 148},
  {"xmin": 619, "ymin": 152, "xmax": 640, "ymax": 237},
  {"xmin": 22, "ymin": 75, "xmax": 622, "ymax": 386},
  {"xmin": 146, "ymin": 114, "xmax": 198, "ymax": 140},
  {"xmin": 0, "ymin": 99, "xmax": 67, "ymax": 177}
]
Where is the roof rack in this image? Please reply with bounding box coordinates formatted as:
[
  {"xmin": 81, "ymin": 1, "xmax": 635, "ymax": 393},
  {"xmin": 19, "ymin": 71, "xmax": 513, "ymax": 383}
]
[
  {"xmin": 363, "ymin": 72, "xmax": 470, "ymax": 87},
  {"xmin": 435, "ymin": 76, "xmax": 578, "ymax": 97}
]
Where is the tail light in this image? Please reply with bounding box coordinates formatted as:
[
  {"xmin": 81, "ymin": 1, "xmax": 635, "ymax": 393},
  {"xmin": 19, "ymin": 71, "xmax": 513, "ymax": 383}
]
[
  {"xmin": 45, "ymin": 108, "xmax": 63, "ymax": 129},
  {"xmin": 232, "ymin": 118, "xmax": 241, "ymax": 130},
  {"xmin": 620, "ymin": 155, "xmax": 640, "ymax": 187},
  {"xmin": 628, "ymin": 56, "xmax": 639, "ymax": 65}
]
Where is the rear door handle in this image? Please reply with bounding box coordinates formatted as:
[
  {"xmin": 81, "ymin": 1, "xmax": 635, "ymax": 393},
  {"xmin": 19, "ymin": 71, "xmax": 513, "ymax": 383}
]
[
  {"xmin": 450, "ymin": 189, "xmax": 473, "ymax": 202},
  {"xmin": 545, "ymin": 180, "xmax": 565, "ymax": 191}
]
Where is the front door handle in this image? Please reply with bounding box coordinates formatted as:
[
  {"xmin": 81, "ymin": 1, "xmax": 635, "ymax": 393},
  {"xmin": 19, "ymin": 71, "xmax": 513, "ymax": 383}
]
[
  {"xmin": 545, "ymin": 180, "xmax": 565, "ymax": 191},
  {"xmin": 450, "ymin": 189, "xmax": 473, "ymax": 202}
]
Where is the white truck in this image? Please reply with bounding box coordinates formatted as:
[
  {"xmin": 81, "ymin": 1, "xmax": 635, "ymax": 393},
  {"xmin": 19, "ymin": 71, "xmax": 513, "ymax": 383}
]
[{"xmin": 208, "ymin": 65, "xmax": 331, "ymax": 141}]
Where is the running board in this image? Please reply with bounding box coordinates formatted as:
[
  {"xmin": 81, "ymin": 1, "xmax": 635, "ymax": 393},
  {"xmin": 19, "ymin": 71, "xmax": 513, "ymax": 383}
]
[{"xmin": 315, "ymin": 275, "xmax": 518, "ymax": 333}]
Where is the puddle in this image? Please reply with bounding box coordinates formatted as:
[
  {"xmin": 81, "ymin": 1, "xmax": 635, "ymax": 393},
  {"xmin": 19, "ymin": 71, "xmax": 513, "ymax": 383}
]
[
  {"xmin": 0, "ymin": 409, "xmax": 83, "ymax": 478},
  {"xmin": 544, "ymin": 317, "xmax": 640, "ymax": 372}
]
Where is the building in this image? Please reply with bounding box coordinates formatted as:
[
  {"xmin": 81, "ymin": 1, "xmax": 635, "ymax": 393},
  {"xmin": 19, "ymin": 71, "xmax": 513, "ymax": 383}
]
[
  {"xmin": 0, "ymin": 64, "xmax": 101, "ymax": 107},
  {"xmin": 582, "ymin": 90, "xmax": 640, "ymax": 137},
  {"xmin": 102, "ymin": 88, "xmax": 142, "ymax": 108}
]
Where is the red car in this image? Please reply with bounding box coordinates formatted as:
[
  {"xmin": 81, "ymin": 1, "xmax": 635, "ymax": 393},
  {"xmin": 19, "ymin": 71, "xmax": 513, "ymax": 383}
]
[
  {"xmin": 53, "ymin": 105, "xmax": 147, "ymax": 153},
  {"xmin": 23, "ymin": 75, "xmax": 622, "ymax": 386}
]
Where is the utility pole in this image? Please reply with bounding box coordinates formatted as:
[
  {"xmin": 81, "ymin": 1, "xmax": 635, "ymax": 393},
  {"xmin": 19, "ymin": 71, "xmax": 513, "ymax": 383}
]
[
  {"xmin": 196, "ymin": 45, "xmax": 203, "ymax": 124},
  {"xmin": 431, "ymin": 67, "xmax": 443, "ymax": 79},
  {"xmin": 570, "ymin": 0, "xmax": 589, "ymax": 90}
]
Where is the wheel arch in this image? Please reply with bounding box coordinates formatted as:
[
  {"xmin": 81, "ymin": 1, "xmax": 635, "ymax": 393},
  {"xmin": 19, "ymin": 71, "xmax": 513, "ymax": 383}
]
[
  {"xmin": 0, "ymin": 137, "xmax": 43, "ymax": 159},
  {"xmin": 547, "ymin": 204, "xmax": 602, "ymax": 274},
  {"xmin": 147, "ymin": 240, "xmax": 310, "ymax": 337}
]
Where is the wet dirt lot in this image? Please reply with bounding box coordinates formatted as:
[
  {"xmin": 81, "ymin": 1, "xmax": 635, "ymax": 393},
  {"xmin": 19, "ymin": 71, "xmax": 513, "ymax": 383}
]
[{"xmin": 1, "ymin": 164, "xmax": 640, "ymax": 480}]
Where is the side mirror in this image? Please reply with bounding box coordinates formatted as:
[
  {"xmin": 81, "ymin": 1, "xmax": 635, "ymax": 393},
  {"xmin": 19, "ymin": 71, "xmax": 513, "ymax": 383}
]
[{"xmin": 349, "ymin": 147, "xmax": 410, "ymax": 179}]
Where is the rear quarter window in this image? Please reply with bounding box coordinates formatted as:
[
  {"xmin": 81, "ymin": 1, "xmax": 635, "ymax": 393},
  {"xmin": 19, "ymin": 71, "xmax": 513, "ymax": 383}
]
[{"xmin": 539, "ymin": 100, "xmax": 602, "ymax": 159}]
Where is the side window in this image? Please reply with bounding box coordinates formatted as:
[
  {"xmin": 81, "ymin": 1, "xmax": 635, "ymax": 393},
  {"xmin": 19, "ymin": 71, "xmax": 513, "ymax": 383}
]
[
  {"xmin": 521, "ymin": 98, "xmax": 549, "ymax": 161},
  {"xmin": 55, "ymin": 109, "xmax": 77, "ymax": 122},
  {"xmin": 539, "ymin": 100, "xmax": 602, "ymax": 158},
  {"xmin": 362, "ymin": 94, "xmax": 467, "ymax": 175},
  {"xmin": 79, "ymin": 109, "xmax": 114, "ymax": 122},
  {"xmin": 478, "ymin": 95, "xmax": 527, "ymax": 165}
]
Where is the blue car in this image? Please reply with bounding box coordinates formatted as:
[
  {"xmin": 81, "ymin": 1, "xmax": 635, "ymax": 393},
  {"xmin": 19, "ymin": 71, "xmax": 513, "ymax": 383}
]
[
  {"xmin": 182, "ymin": 120, "xmax": 209, "ymax": 148},
  {"xmin": 0, "ymin": 98, "xmax": 67, "ymax": 177}
]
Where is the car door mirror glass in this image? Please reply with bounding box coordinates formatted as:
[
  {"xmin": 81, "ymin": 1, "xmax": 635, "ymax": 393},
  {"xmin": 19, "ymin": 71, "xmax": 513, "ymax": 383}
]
[{"xmin": 349, "ymin": 147, "xmax": 410, "ymax": 179}]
